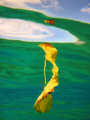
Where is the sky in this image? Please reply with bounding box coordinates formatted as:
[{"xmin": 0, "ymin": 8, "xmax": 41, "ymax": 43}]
[
  {"xmin": 0, "ymin": 0, "xmax": 90, "ymax": 43},
  {"xmin": 53, "ymin": 0, "xmax": 90, "ymax": 23}
]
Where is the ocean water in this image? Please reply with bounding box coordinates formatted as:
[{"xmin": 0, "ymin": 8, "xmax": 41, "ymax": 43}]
[{"xmin": 0, "ymin": 38, "xmax": 90, "ymax": 120}]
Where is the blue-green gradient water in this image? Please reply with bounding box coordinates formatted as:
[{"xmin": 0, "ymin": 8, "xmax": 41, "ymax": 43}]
[{"xmin": 0, "ymin": 38, "xmax": 90, "ymax": 120}]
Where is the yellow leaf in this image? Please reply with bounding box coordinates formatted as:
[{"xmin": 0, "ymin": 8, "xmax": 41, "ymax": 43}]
[
  {"xmin": 34, "ymin": 94, "xmax": 52, "ymax": 113},
  {"xmin": 34, "ymin": 43, "xmax": 59, "ymax": 113}
]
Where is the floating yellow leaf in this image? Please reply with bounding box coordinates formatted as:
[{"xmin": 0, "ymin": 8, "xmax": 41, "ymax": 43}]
[
  {"xmin": 33, "ymin": 43, "xmax": 59, "ymax": 113},
  {"xmin": 34, "ymin": 94, "xmax": 52, "ymax": 113},
  {"xmin": 44, "ymin": 20, "xmax": 55, "ymax": 25}
]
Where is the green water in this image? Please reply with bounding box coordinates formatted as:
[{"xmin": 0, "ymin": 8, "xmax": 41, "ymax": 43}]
[{"xmin": 0, "ymin": 38, "xmax": 90, "ymax": 120}]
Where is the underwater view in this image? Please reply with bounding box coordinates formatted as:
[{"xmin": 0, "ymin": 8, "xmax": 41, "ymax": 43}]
[{"xmin": 0, "ymin": 0, "xmax": 90, "ymax": 120}]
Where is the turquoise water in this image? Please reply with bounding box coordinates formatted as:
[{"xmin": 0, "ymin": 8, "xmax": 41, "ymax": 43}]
[{"xmin": 0, "ymin": 38, "xmax": 90, "ymax": 120}]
